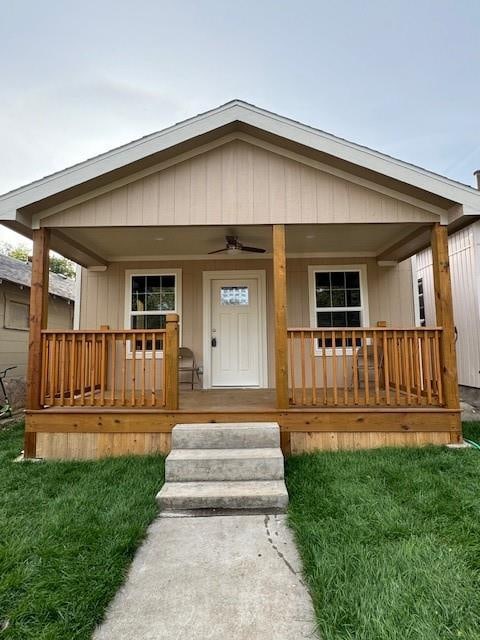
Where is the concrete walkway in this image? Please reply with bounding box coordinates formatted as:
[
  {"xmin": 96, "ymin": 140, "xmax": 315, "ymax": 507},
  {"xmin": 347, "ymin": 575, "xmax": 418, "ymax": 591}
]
[{"xmin": 93, "ymin": 514, "xmax": 318, "ymax": 639}]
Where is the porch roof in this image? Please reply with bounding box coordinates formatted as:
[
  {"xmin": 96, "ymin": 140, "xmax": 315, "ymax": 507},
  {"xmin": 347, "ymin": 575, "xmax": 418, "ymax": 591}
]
[{"xmin": 52, "ymin": 222, "xmax": 429, "ymax": 264}]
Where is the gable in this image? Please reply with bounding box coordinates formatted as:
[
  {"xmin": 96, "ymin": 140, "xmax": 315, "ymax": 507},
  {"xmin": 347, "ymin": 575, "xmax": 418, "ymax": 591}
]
[{"xmin": 40, "ymin": 138, "xmax": 438, "ymax": 228}]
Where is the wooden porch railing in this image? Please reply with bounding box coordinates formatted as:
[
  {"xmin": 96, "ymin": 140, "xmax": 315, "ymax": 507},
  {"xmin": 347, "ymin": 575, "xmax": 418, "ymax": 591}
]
[
  {"xmin": 287, "ymin": 327, "xmax": 444, "ymax": 408},
  {"xmin": 40, "ymin": 315, "xmax": 180, "ymax": 409}
]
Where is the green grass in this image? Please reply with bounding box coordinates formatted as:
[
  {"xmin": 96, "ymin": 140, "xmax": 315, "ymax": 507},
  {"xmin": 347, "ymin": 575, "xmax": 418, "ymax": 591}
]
[
  {"xmin": 286, "ymin": 429, "xmax": 480, "ymax": 640},
  {"xmin": 0, "ymin": 422, "xmax": 164, "ymax": 639},
  {"xmin": 462, "ymin": 421, "xmax": 480, "ymax": 444}
]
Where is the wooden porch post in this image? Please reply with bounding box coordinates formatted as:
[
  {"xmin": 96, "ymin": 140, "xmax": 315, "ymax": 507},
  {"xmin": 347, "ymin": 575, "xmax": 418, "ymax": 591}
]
[
  {"xmin": 431, "ymin": 223, "xmax": 461, "ymax": 442},
  {"xmin": 273, "ymin": 224, "xmax": 289, "ymax": 411},
  {"xmin": 164, "ymin": 313, "xmax": 179, "ymax": 410},
  {"xmin": 25, "ymin": 228, "xmax": 50, "ymax": 458}
]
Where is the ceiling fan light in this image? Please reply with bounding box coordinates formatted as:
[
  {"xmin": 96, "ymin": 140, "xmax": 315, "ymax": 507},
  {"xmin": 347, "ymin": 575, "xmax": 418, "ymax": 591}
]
[{"xmin": 226, "ymin": 246, "xmax": 240, "ymax": 255}]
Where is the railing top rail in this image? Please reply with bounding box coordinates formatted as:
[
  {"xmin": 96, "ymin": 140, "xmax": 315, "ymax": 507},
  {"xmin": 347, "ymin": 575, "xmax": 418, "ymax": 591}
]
[
  {"xmin": 41, "ymin": 328, "xmax": 167, "ymax": 335},
  {"xmin": 287, "ymin": 326, "xmax": 443, "ymax": 332}
]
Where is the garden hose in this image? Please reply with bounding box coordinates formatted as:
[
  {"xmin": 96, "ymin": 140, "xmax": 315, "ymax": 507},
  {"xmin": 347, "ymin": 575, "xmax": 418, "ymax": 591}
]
[{"xmin": 463, "ymin": 438, "xmax": 480, "ymax": 450}]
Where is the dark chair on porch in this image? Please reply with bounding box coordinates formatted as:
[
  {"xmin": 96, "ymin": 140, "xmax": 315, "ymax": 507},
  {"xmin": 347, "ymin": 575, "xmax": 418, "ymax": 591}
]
[{"xmin": 179, "ymin": 347, "xmax": 201, "ymax": 390}]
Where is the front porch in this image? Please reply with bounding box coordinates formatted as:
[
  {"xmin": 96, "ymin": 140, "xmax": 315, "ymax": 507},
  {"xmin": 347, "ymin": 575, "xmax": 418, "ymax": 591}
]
[{"xmin": 24, "ymin": 223, "xmax": 461, "ymax": 458}]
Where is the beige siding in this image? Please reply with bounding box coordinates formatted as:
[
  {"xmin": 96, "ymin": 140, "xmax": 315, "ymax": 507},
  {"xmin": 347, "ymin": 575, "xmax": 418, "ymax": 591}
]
[
  {"xmin": 80, "ymin": 257, "xmax": 415, "ymax": 387},
  {"xmin": 416, "ymin": 223, "xmax": 480, "ymax": 388},
  {"xmin": 0, "ymin": 280, "xmax": 74, "ymax": 377},
  {"xmin": 43, "ymin": 139, "xmax": 437, "ymax": 228}
]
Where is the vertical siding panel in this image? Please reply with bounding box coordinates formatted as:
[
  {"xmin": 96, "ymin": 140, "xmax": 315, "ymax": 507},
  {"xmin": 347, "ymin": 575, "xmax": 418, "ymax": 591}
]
[
  {"xmin": 300, "ymin": 166, "xmax": 317, "ymax": 223},
  {"xmin": 158, "ymin": 168, "xmax": 175, "ymax": 224},
  {"xmin": 236, "ymin": 141, "xmax": 254, "ymax": 223},
  {"xmin": 252, "ymin": 147, "xmax": 269, "ymax": 223},
  {"xmin": 173, "ymin": 162, "xmax": 191, "ymax": 225},
  {"xmin": 126, "ymin": 181, "xmax": 143, "ymax": 225},
  {"xmin": 285, "ymin": 157, "xmax": 301, "ymax": 223},
  {"xmin": 221, "ymin": 141, "xmax": 236, "ymax": 224},
  {"xmin": 111, "ymin": 186, "xmax": 128, "ymax": 225},
  {"xmin": 142, "ymin": 174, "xmax": 159, "ymax": 225},
  {"xmin": 332, "ymin": 178, "xmax": 349, "ymax": 221},
  {"xmin": 315, "ymin": 171, "xmax": 333, "ymax": 222},
  {"xmin": 189, "ymin": 154, "xmax": 207, "ymax": 224},
  {"xmin": 206, "ymin": 147, "xmax": 223, "ymax": 224},
  {"xmin": 267, "ymin": 152, "xmax": 286, "ymax": 224}
]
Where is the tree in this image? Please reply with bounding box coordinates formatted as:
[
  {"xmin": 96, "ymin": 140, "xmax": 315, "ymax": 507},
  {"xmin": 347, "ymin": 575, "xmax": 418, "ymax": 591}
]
[{"xmin": 0, "ymin": 242, "xmax": 76, "ymax": 279}]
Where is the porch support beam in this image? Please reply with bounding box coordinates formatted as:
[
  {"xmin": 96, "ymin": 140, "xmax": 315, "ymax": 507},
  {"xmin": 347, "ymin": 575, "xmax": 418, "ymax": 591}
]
[
  {"xmin": 431, "ymin": 223, "xmax": 461, "ymax": 441},
  {"xmin": 273, "ymin": 225, "xmax": 289, "ymax": 413},
  {"xmin": 164, "ymin": 313, "xmax": 179, "ymax": 410},
  {"xmin": 25, "ymin": 228, "xmax": 50, "ymax": 457}
]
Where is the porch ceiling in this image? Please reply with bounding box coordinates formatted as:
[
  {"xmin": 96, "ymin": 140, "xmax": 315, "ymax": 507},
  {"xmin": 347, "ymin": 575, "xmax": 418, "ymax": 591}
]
[{"xmin": 55, "ymin": 222, "xmax": 428, "ymax": 264}]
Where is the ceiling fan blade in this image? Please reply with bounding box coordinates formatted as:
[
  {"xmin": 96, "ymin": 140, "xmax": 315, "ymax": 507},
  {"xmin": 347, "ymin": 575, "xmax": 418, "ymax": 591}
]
[
  {"xmin": 240, "ymin": 246, "xmax": 266, "ymax": 253},
  {"xmin": 208, "ymin": 248, "xmax": 228, "ymax": 254}
]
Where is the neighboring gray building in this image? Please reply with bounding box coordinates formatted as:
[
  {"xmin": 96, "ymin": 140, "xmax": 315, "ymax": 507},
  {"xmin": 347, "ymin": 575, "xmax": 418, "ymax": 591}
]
[{"xmin": 0, "ymin": 253, "xmax": 75, "ymax": 410}]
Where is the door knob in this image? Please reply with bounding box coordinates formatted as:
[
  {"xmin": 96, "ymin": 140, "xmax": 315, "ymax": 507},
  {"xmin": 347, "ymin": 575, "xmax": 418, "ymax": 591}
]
[{"xmin": 211, "ymin": 337, "xmax": 217, "ymax": 347}]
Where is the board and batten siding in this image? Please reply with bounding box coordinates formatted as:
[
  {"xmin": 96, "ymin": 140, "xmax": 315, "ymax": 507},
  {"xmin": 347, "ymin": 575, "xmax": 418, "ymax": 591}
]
[
  {"xmin": 416, "ymin": 222, "xmax": 480, "ymax": 389},
  {"xmin": 80, "ymin": 257, "xmax": 415, "ymax": 387},
  {"xmin": 42, "ymin": 139, "xmax": 438, "ymax": 228}
]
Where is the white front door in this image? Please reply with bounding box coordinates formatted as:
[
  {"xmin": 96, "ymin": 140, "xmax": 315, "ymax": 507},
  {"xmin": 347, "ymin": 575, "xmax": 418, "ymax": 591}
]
[{"xmin": 210, "ymin": 278, "xmax": 260, "ymax": 387}]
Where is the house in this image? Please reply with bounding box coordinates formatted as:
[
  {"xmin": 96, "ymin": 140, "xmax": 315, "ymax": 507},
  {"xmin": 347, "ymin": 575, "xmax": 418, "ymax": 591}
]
[
  {"xmin": 1, "ymin": 100, "xmax": 479, "ymax": 460},
  {"xmin": 0, "ymin": 253, "xmax": 75, "ymax": 410},
  {"xmin": 414, "ymin": 190, "xmax": 480, "ymax": 404}
]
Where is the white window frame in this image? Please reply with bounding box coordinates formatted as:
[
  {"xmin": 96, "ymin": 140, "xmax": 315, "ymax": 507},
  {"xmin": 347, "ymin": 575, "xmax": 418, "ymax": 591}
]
[
  {"xmin": 124, "ymin": 268, "xmax": 182, "ymax": 359},
  {"xmin": 308, "ymin": 264, "xmax": 369, "ymax": 356}
]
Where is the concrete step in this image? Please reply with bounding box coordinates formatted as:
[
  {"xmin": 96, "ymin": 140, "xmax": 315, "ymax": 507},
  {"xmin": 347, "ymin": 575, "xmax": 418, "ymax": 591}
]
[
  {"xmin": 171, "ymin": 422, "xmax": 280, "ymax": 450},
  {"xmin": 157, "ymin": 480, "xmax": 289, "ymax": 511},
  {"xmin": 165, "ymin": 448, "xmax": 284, "ymax": 482}
]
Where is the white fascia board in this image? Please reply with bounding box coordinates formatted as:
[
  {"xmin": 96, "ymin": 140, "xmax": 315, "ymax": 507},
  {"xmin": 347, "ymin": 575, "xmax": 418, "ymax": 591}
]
[{"xmin": 2, "ymin": 100, "xmax": 480, "ymax": 221}]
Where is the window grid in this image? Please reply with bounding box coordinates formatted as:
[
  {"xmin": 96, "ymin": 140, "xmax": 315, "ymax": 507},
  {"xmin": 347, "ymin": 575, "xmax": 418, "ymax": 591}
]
[{"xmin": 313, "ymin": 269, "xmax": 363, "ymax": 348}]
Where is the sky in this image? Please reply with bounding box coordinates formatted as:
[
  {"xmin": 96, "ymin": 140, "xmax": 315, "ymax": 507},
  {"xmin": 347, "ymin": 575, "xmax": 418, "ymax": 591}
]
[{"xmin": 1, "ymin": 0, "xmax": 479, "ymax": 247}]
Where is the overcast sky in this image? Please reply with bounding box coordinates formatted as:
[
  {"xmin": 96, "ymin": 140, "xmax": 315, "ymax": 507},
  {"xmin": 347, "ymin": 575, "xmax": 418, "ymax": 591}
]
[{"xmin": 1, "ymin": 0, "xmax": 479, "ymax": 246}]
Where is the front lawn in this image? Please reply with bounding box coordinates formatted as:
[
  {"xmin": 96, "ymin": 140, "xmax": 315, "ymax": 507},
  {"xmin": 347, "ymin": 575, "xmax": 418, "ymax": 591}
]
[
  {"xmin": 0, "ymin": 422, "xmax": 164, "ymax": 639},
  {"xmin": 287, "ymin": 426, "xmax": 480, "ymax": 640}
]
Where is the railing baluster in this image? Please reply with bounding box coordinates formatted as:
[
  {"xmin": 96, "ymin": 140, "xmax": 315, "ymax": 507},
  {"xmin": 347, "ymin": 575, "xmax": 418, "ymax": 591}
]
[
  {"xmin": 331, "ymin": 330, "xmax": 338, "ymax": 406},
  {"xmin": 69, "ymin": 335, "xmax": 75, "ymax": 406},
  {"xmin": 423, "ymin": 331, "xmax": 432, "ymax": 404},
  {"xmin": 288, "ymin": 330, "xmax": 296, "ymax": 405},
  {"xmin": 151, "ymin": 331, "xmax": 156, "ymax": 407},
  {"xmin": 40, "ymin": 334, "xmax": 48, "ymax": 406},
  {"xmin": 352, "ymin": 330, "xmax": 358, "ymax": 405},
  {"xmin": 122, "ymin": 333, "xmax": 127, "ymax": 407},
  {"xmin": 50, "ymin": 335, "xmax": 57, "ymax": 404},
  {"xmin": 100, "ymin": 333, "xmax": 106, "ymax": 406},
  {"xmin": 392, "ymin": 330, "xmax": 400, "ymax": 405},
  {"xmin": 131, "ymin": 333, "xmax": 136, "ymax": 407},
  {"xmin": 321, "ymin": 331, "xmax": 327, "ymax": 405},
  {"xmin": 383, "ymin": 331, "xmax": 390, "ymax": 406},
  {"xmin": 372, "ymin": 330, "xmax": 380, "ymax": 405},
  {"xmin": 434, "ymin": 330, "xmax": 443, "ymax": 405},
  {"xmin": 362, "ymin": 330, "xmax": 369, "ymax": 406},
  {"xmin": 342, "ymin": 330, "xmax": 347, "ymax": 406},
  {"xmin": 403, "ymin": 330, "xmax": 411, "ymax": 405},
  {"xmin": 141, "ymin": 332, "xmax": 146, "ymax": 407},
  {"xmin": 90, "ymin": 334, "xmax": 95, "ymax": 406},
  {"xmin": 310, "ymin": 331, "xmax": 317, "ymax": 406},
  {"xmin": 110, "ymin": 334, "xmax": 116, "ymax": 407}
]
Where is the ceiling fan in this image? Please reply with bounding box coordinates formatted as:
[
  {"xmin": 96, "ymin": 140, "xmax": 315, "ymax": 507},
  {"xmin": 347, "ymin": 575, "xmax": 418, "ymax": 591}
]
[{"xmin": 208, "ymin": 235, "xmax": 266, "ymax": 255}]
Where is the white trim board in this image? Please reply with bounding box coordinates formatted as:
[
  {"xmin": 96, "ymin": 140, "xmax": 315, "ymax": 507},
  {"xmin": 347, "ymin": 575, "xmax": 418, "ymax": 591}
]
[{"xmin": 202, "ymin": 269, "xmax": 268, "ymax": 389}]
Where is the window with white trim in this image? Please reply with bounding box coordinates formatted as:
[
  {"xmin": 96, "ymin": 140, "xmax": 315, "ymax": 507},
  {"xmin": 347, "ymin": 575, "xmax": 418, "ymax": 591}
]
[
  {"xmin": 309, "ymin": 267, "xmax": 367, "ymax": 349},
  {"xmin": 125, "ymin": 270, "xmax": 181, "ymax": 353}
]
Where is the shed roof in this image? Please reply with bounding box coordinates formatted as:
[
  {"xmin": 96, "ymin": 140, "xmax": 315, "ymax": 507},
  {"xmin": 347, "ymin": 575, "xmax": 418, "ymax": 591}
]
[{"xmin": 0, "ymin": 254, "xmax": 75, "ymax": 301}]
